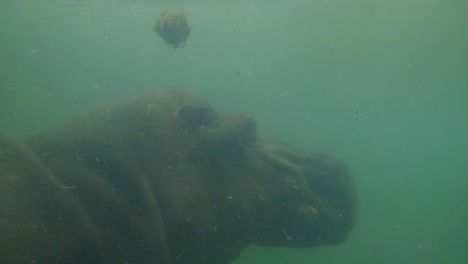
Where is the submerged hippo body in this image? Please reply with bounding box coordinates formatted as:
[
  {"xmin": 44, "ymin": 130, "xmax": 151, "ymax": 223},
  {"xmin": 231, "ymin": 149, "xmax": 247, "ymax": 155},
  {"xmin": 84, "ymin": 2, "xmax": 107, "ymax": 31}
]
[{"xmin": 0, "ymin": 89, "xmax": 356, "ymax": 263}]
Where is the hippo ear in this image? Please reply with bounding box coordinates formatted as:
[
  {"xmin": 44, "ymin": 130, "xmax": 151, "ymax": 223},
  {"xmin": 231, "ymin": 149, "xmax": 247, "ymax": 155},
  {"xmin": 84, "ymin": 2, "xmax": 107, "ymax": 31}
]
[{"xmin": 176, "ymin": 105, "xmax": 218, "ymax": 126}]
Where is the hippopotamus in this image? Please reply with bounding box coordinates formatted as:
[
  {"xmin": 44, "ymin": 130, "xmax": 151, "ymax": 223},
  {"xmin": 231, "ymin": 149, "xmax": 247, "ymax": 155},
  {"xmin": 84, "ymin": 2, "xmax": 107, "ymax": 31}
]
[{"xmin": 0, "ymin": 89, "xmax": 356, "ymax": 263}]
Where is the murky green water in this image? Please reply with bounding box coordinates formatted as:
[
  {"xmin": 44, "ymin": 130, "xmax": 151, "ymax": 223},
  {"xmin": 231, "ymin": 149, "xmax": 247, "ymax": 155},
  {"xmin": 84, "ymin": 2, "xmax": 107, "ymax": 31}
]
[{"xmin": 1, "ymin": 0, "xmax": 467, "ymax": 263}]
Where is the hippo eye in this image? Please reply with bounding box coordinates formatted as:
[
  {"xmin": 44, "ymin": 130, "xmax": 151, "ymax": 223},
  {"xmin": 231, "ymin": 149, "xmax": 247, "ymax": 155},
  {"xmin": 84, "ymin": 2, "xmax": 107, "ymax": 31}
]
[{"xmin": 177, "ymin": 105, "xmax": 218, "ymax": 126}]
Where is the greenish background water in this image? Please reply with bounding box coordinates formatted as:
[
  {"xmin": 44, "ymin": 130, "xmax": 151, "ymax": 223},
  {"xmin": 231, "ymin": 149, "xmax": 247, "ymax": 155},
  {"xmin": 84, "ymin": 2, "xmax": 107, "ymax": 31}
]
[{"xmin": 1, "ymin": 0, "xmax": 467, "ymax": 263}]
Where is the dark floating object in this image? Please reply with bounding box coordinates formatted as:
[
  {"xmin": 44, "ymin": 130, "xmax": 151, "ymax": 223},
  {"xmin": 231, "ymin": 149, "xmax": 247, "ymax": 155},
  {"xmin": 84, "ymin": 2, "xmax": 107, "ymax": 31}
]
[{"xmin": 153, "ymin": 8, "xmax": 191, "ymax": 48}]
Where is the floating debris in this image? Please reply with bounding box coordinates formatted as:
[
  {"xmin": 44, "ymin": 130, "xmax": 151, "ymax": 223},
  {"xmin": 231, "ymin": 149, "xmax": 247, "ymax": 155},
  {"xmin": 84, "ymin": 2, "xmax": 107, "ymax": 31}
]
[
  {"xmin": 28, "ymin": 49, "xmax": 40, "ymax": 55},
  {"xmin": 153, "ymin": 8, "xmax": 191, "ymax": 48}
]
